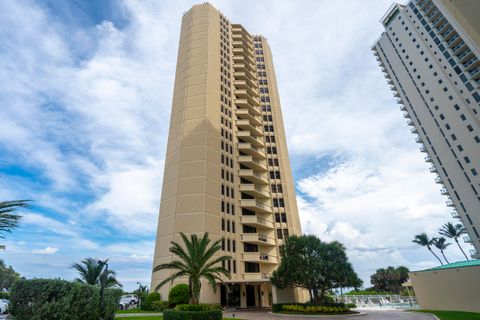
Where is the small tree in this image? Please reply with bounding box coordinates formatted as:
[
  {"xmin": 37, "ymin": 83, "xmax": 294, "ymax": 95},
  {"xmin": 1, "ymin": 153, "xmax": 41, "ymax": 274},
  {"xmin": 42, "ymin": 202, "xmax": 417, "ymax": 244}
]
[
  {"xmin": 271, "ymin": 235, "xmax": 360, "ymax": 304},
  {"xmin": 412, "ymin": 233, "xmax": 443, "ymax": 265},
  {"xmin": 153, "ymin": 233, "xmax": 231, "ymax": 304},
  {"xmin": 0, "ymin": 259, "xmax": 21, "ymax": 291},
  {"xmin": 431, "ymin": 237, "xmax": 451, "ymax": 264},
  {"xmin": 370, "ymin": 266, "xmax": 409, "ymax": 293},
  {"xmin": 439, "ymin": 222, "xmax": 469, "ymax": 260}
]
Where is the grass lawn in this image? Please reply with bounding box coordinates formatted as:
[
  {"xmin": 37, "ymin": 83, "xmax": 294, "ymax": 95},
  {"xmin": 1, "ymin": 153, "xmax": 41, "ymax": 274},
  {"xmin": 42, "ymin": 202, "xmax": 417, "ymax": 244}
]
[
  {"xmin": 415, "ymin": 310, "xmax": 480, "ymax": 320},
  {"xmin": 116, "ymin": 309, "xmax": 160, "ymax": 314}
]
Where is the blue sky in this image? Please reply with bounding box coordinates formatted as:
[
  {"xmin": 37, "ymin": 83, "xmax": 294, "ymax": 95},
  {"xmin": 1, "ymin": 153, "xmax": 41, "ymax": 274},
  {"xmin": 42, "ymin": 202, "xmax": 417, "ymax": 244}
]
[{"xmin": 0, "ymin": 0, "xmax": 474, "ymax": 292}]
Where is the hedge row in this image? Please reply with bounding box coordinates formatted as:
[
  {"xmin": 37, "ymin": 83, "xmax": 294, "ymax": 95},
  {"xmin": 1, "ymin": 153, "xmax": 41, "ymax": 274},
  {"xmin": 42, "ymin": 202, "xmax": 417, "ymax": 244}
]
[
  {"xmin": 9, "ymin": 279, "xmax": 122, "ymax": 320},
  {"xmin": 163, "ymin": 309, "xmax": 222, "ymax": 320},
  {"xmin": 281, "ymin": 304, "xmax": 350, "ymax": 313}
]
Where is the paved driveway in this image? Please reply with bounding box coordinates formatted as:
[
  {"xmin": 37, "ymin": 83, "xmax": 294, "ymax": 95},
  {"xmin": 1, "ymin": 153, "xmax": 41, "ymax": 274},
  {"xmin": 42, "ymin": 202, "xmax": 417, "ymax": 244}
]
[{"xmin": 222, "ymin": 310, "xmax": 435, "ymax": 320}]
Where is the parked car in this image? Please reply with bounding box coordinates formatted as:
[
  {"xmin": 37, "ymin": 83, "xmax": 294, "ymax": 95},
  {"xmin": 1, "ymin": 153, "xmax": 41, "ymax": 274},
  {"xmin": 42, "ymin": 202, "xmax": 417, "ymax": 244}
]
[
  {"xmin": 0, "ymin": 299, "xmax": 9, "ymax": 314},
  {"xmin": 118, "ymin": 294, "xmax": 138, "ymax": 310}
]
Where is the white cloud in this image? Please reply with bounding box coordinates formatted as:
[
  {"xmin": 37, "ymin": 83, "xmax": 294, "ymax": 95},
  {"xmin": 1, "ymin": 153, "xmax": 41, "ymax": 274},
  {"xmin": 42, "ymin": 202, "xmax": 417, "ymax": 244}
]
[{"xmin": 32, "ymin": 246, "xmax": 59, "ymax": 255}]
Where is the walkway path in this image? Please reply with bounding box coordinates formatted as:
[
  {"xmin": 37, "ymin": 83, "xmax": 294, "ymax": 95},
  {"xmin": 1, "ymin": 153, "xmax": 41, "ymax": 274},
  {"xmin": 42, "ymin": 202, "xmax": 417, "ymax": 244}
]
[{"xmin": 222, "ymin": 310, "xmax": 435, "ymax": 320}]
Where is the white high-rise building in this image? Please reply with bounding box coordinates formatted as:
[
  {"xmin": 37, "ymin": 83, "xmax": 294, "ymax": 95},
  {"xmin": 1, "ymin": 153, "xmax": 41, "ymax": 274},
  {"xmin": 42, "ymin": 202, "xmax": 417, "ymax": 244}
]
[{"xmin": 372, "ymin": 0, "xmax": 480, "ymax": 259}]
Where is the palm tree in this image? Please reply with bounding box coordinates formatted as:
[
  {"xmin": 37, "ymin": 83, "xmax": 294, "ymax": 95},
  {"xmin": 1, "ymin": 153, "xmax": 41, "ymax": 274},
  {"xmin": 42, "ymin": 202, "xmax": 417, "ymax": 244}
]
[
  {"xmin": 0, "ymin": 200, "xmax": 30, "ymax": 249},
  {"xmin": 412, "ymin": 233, "xmax": 443, "ymax": 265},
  {"xmin": 71, "ymin": 258, "xmax": 122, "ymax": 288},
  {"xmin": 439, "ymin": 222, "xmax": 469, "ymax": 260},
  {"xmin": 153, "ymin": 232, "xmax": 231, "ymax": 304},
  {"xmin": 431, "ymin": 237, "xmax": 451, "ymax": 264}
]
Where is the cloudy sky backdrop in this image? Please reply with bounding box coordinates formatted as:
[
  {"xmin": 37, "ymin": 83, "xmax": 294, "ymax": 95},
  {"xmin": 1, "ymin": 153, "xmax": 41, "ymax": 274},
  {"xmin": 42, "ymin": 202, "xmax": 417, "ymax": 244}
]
[{"xmin": 0, "ymin": 0, "xmax": 472, "ymax": 291}]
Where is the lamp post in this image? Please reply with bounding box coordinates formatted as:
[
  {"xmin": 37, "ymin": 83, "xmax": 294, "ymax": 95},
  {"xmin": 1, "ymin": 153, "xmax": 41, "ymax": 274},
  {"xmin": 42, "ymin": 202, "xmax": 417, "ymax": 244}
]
[
  {"xmin": 136, "ymin": 282, "xmax": 143, "ymax": 309},
  {"xmin": 98, "ymin": 259, "xmax": 109, "ymax": 320}
]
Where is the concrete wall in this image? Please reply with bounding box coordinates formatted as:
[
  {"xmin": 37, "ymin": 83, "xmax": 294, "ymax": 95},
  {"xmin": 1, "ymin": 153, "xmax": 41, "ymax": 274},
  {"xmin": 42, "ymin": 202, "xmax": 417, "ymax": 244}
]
[{"xmin": 409, "ymin": 266, "xmax": 480, "ymax": 312}]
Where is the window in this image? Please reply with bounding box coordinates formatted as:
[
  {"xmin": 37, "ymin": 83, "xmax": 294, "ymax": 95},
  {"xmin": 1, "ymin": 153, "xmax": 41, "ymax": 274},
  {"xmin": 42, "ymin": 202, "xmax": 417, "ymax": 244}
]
[
  {"xmin": 221, "ymin": 219, "xmax": 225, "ymax": 231},
  {"xmin": 472, "ymin": 169, "xmax": 478, "ymax": 176}
]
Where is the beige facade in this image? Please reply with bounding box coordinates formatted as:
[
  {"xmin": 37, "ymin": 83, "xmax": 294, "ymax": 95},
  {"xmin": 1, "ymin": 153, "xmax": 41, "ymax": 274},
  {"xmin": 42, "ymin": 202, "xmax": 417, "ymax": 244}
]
[
  {"xmin": 151, "ymin": 3, "xmax": 305, "ymax": 307},
  {"xmin": 373, "ymin": 0, "xmax": 480, "ymax": 259},
  {"xmin": 409, "ymin": 262, "xmax": 480, "ymax": 312}
]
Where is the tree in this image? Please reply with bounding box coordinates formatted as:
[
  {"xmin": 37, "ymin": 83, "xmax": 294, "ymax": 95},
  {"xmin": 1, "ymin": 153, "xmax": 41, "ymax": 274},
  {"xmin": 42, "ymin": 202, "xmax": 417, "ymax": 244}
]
[
  {"xmin": 0, "ymin": 200, "xmax": 29, "ymax": 249},
  {"xmin": 0, "ymin": 259, "xmax": 21, "ymax": 291},
  {"xmin": 412, "ymin": 233, "xmax": 443, "ymax": 265},
  {"xmin": 152, "ymin": 232, "xmax": 231, "ymax": 304},
  {"xmin": 431, "ymin": 237, "xmax": 451, "ymax": 264},
  {"xmin": 370, "ymin": 266, "xmax": 409, "ymax": 293},
  {"xmin": 439, "ymin": 222, "xmax": 469, "ymax": 260},
  {"xmin": 271, "ymin": 235, "xmax": 360, "ymax": 304},
  {"xmin": 71, "ymin": 258, "xmax": 122, "ymax": 288}
]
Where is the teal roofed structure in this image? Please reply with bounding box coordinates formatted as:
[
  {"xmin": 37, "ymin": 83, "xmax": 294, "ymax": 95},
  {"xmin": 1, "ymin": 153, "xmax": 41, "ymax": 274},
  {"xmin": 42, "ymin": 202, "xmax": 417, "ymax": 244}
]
[{"xmin": 418, "ymin": 259, "xmax": 480, "ymax": 272}]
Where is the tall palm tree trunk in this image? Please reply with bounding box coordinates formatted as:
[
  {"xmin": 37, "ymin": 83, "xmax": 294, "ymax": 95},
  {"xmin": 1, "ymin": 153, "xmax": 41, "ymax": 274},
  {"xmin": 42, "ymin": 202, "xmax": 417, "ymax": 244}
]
[
  {"xmin": 440, "ymin": 249, "xmax": 449, "ymax": 264},
  {"xmin": 428, "ymin": 248, "xmax": 444, "ymax": 265},
  {"xmin": 455, "ymin": 238, "xmax": 469, "ymax": 260}
]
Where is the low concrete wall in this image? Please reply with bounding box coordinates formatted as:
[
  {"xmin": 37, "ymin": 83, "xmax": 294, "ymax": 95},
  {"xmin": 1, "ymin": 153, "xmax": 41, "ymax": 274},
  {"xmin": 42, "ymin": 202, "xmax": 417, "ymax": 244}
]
[{"xmin": 409, "ymin": 264, "xmax": 480, "ymax": 312}]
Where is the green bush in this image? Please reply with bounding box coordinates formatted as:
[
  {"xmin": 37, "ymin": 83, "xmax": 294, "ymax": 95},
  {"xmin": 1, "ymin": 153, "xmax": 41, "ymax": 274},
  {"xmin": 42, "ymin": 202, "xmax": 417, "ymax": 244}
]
[
  {"xmin": 346, "ymin": 303, "xmax": 357, "ymax": 308},
  {"xmin": 8, "ymin": 279, "xmax": 121, "ymax": 320},
  {"xmin": 151, "ymin": 300, "xmax": 169, "ymax": 311},
  {"xmin": 0, "ymin": 292, "xmax": 10, "ymax": 299},
  {"xmin": 272, "ymin": 303, "xmax": 351, "ymax": 314},
  {"xmin": 102, "ymin": 288, "xmax": 123, "ymax": 320},
  {"xmin": 140, "ymin": 292, "xmax": 161, "ymax": 310},
  {"xmin": 176, "ymin": 304, "xmax": 221, "ymax": 311},
  {"xmin": 163, "ymin": 309, "xmax": 222, "ymax": 320},
  {"xmin": 168, "ymin": 284, "xmax": 189, "ymax": 306}
]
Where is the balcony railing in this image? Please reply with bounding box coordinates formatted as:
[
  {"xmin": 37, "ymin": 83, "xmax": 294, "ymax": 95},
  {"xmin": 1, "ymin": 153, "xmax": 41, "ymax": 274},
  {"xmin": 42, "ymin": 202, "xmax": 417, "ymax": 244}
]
[
  {"xmin": 440, "ymin": 187, "xmax": 448, "ymax": 195},
  {"xmin": 241, "ymin": 233, "xmax": 276, "ymax": 244},
  {"xmin": 435, "ymin": 175, "xmax": 443, "ymax": 184},
  {"xmin": 446, "ymin": 199, "xmax": 455, "ymax": 207},
  {"xmin": 464, "ymin": 236, "xmax": 472, "ymax": 243},
  {"xmin": 424, "ymin": 155, "xmax": 432, "ymax": 162},
  {"xmin": 451, "ymin": 211, "xmax": 460, "ymax": 219}
]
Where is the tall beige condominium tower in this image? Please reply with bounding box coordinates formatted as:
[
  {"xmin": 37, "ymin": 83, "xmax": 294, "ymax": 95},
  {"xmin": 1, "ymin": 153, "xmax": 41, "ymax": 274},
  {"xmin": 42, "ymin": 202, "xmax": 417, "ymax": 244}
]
[
  {"xmin": 373, "ymin": 0, "xmax": 480, "ymax": 259},
  {"xmin": 151, "ymin": 3, "xmax": 305, "ymax": 307}
]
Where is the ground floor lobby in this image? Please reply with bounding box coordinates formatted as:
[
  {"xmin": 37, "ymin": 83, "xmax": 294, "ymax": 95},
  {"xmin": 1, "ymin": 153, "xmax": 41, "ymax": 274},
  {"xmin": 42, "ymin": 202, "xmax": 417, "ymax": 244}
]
[{"xmin": 220, "ymin": 282, "xmax": 271, "ymax": 308}]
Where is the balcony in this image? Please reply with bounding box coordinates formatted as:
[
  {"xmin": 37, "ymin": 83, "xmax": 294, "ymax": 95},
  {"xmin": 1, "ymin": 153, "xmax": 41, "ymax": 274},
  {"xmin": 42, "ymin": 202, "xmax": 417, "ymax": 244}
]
[
  {"xmin": 235, "ymin": 89, "xmax": 260, "ymax": 107},
  {"xmin": 235, "ymin": 80, "xmax": 260, "ymax": 99},
  {"xmin": 420, "ymin": 145, "xmax": 428, "ymax": 152},
  {"xmin": 240, "ymin": 199, "xmax": 272, "ymax": 213},
  {"xmin": 424, "ymin": 155, "xmax": 432, "ymax": 162},
  {"xmin": 242, "ymin": 273, "xmax": 270, "ymax": 281},
  {"xmin": 240, "ymin": 184, "xmax": 270, "ymax": 198},
  {"xmin": 411, "ymin": 127, "xmax": 419, "ymax": 134},
  {"xmin": 451, "ymin": 211, "xmax": 460, "ymax": 219},
  {"xmin": 236, "ymin": 109, "xmax": 262, "ymax": 126},
  {"xmin": 464, "ymin": 236, "xmax": 472, "ymax": 243},
  {"xmin": 446, "ymin": 199, "xmax": 455, "ymax": 207},
  {"xmin": 435, "ymin": 175, "xmax": 443, "ymax": 184},
  {"xmin": 238, "ymin": 155, "xmax": 267, "ymax": 171},
  {"xmin": 440, "ymin": 187, "xmax": 449, "ymax": 195},
  {"xmin": 242, "ymin": 252, "xmax": 279, "ymax": 264},
  {"xmin": 429, "ymin": 166, "xmax": 438, "ymax": 173},
  {"xmin": 237, "ymin": 131, "xmax": 264, "ymax": 147},
  {"xmin": 400, "ymin": 104, "xmax": 407, "ymax": 111},
  {"xmin": 237, "ymin": 119, "xmax": 263, "ymax": 136},
  {"xmin": 239, "ymin": 169, "xmax": 269, "ymax": 184},
  {"xmin": 415, "ymin": 136, "xmax": 423, "ymax": 143},
  {"xmin": 407, "ymin": 120, "xmax": 414, "ymax": 126},
  {"xmin": 240, "ymin": 215, "xmax": 273, "ymax": 229},
  {"xmin": 238, "ymin": 142, "xmax": 266, "ymax": 159},
  {"xmin": 241, "ymin": 233, "xmax": 276, "ymax": 245},
  {"xmin": 403, "ymin": 112, "xmax": 411, "ymax": 119}
]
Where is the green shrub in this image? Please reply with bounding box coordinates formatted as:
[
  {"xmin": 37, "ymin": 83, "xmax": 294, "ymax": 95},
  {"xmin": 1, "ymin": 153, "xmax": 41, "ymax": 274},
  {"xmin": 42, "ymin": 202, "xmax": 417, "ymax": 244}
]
[
  {"xmin": 151, "ymin": 300, "xmax": 169, "ymax": 311},
  {"xmin": 346, "ymin": 303, "xmax": 357, "ymax": 308},
  {"xmin": 176, "ymin": 304, "xmax": 221, "ymax": 311},
  {"xmin": 140, "ymin": 292, "xmax": 161, "ymax": 310},
  {"xmin": 8, "ymin": 279, "xmax": 121, "ymax": 320},
  {"xmin": 0, "ymin": 292, "xmax": 10, "ymax": 299},
  {"xmin": 9, "ymin": 279, "xmax": 99, "ymax": 320},
  {"xmin": 168, "ymin": 284, "xmax": 189, "ymax": 306},
  {"xmin": 163, "ymin": 309, "xmax": 222, "ymax": 320},
  {"xmin": 272, "ymin": 303, "xmax": 351, "ymax": 314},
  {"xmin": 102, "ymin": 288, "xmax": 123, "ymax": 320}
]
